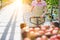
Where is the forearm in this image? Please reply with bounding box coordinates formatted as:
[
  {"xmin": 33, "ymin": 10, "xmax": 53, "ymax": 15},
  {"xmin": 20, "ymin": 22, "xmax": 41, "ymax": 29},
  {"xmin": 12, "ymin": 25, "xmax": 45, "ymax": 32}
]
[
  {"xmin": 43, "ymin": 6, "xmax": 47, "ymax": 16},
  {"xmin": 31, "ymin": 6, "xmax": 34, "ymax": 12}
]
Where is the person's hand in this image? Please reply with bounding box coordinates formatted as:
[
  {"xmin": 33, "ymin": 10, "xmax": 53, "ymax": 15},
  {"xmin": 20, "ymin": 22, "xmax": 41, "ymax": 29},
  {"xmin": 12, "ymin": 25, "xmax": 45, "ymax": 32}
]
[{"xmin": 40, "ymin": 15, "xmax": 45, "ymax": 18}]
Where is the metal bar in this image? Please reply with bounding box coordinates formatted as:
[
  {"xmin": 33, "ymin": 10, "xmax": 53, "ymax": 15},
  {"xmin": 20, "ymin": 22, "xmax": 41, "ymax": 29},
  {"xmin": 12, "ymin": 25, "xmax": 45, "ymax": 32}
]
[{"xmin": 59, "ymin": 0, "xmax": 60, "ymax": 27}]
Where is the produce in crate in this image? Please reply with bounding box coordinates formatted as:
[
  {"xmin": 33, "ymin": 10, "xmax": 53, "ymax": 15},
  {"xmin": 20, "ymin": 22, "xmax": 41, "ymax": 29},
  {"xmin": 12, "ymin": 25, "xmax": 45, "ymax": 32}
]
[
  {"xmin": 24, "ymin": 37, "xmax": 31, "ymax": 40},
  {"xmin": 36, "ymin": 37, "xmax": 42, "ymax": 40},
  {"xmin": 41, "ymin": 35, "xmax": 48, "ymax": 40}
]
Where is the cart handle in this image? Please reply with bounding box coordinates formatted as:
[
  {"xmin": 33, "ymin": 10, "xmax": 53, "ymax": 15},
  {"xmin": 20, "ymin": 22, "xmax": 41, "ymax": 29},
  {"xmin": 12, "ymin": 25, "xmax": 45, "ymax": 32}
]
[{"xmin": 30, "ymin": 16, "xmax": 45, "ymax": 25}]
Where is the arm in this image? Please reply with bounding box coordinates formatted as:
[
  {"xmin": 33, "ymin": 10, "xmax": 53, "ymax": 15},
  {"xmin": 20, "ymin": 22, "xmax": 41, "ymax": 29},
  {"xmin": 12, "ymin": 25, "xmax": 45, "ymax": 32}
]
[
  {"xmin": 42, "ymin": 6, "xmax": 47, "ymax": 17},
  {"xmin": 31, "ymin": 6, "xmax": 34, "ymax": 12},
  {"xmin": 30, "ymin": 1, "xmax": 35, "ymax": 12},
  {"xmin": 41, "ymin": 1, "xmax": 47, "ymax": 17}
]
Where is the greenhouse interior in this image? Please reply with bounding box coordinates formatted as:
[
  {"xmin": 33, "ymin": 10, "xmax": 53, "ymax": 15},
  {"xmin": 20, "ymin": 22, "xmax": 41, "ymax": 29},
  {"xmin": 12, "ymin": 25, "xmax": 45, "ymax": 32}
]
[{"xmin": 0, "ymin": 0, "xmax": 60, "ymax": 40}]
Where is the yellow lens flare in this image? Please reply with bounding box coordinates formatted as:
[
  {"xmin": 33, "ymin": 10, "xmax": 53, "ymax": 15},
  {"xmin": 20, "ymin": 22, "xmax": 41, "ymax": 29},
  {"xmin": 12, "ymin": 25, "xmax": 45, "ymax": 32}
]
[
  {"xmin": 22, "ymin": 0, "xmax": 32, "ymax": 4},
  {"xmin": 14, "ymin": 0, "xmax": 22, "ymax": 6}
]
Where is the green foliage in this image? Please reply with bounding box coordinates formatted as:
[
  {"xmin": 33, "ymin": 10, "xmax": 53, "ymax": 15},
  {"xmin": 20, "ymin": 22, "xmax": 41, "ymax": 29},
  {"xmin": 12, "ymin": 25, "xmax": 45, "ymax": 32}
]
[
  {"xmin": 45, "ymin": 0, "xmax": 59, "ymax": 21},
  {"xmin": 46, "ymin": 0, "xmax": 59, "ymax": 6}
]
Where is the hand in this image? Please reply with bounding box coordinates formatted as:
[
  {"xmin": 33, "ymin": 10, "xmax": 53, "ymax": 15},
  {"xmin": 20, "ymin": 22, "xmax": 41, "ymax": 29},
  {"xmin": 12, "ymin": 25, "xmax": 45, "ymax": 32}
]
[{"xmin": 40, "ymin": 15, "xmax": 45, "ymax": 18}]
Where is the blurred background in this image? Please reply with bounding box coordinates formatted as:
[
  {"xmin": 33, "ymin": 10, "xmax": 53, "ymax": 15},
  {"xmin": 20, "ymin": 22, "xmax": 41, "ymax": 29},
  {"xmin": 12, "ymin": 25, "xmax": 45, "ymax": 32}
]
[
  {"xmin": 0, "ymin": 0, "xmax": 59, "ymax": 21},
  {"xmin": 0, "ymin": 0, "xmax": 59, "ymax": 40}
]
